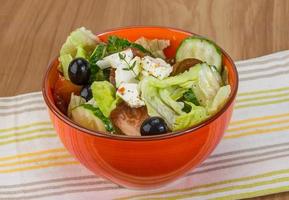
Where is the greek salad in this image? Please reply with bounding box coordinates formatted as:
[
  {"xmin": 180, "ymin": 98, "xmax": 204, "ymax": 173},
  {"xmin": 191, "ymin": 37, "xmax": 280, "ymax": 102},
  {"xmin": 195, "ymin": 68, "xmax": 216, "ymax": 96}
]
[{"xmin": 53, "ymin": 27, "xmax": 231, "ymax": 136}]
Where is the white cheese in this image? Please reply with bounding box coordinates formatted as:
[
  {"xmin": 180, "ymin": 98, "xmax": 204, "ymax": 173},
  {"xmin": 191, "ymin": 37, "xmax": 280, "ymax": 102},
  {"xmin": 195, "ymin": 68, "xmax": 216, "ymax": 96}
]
[
  {"xmin": 116, "ymin": 83, "xmax": 145, "ymax": 108},
  {"xmin": 103, "ymin": 49, "xmax": 133, "ymax": 69},
  {"xmin": 95, "ymin": 60, "xmax": 110, "ymax": 69},
  {"xmin": 115, "ymin": 68, "xmax": 137, "ymax": 87},
  {"xmin": 141, "ymin": 56, "xmax": 172, "ymax": 79},
  {"xmin": 115, "ymin": 56, "xmax": 142, "ymax": 87}
]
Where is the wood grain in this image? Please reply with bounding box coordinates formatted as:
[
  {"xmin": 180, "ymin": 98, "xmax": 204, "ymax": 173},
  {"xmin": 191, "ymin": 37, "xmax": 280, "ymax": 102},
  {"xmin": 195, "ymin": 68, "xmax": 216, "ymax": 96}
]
[
  {"xmin": 0, "ymin": 0, "xmax": 289, "ymax": 97},
  {"xmin": 0, "ymin": 0, "xmax": 289, "ymax": 198}
]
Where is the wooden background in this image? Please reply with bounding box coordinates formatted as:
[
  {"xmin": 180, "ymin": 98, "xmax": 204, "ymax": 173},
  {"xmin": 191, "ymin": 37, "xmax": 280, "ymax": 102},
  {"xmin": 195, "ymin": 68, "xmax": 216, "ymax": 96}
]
[{"xmin": 0, "ymin": 0, "xmax": 289, "ymax": 199}]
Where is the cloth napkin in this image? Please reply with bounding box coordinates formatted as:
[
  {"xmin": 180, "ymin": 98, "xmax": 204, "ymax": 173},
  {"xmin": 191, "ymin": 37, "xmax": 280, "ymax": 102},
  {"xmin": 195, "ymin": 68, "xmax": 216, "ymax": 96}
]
[{"xmin": 1, "ymin": 50, "xmax": 289, "ymax": 200}]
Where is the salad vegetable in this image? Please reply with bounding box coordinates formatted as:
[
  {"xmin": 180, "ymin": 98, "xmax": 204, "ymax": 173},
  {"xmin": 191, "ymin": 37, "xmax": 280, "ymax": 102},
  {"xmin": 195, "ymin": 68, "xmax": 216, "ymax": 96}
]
[
  {"xmin": 91, "ymin": 81, "xmax": 117, "ymax": 117},
  {"xmin": 54, "ymin": 27, "xmax": 231, "ymax": 136},
  {"xmin": 176, "ymin": 36, "xmax": 222, "ymax": 72}
]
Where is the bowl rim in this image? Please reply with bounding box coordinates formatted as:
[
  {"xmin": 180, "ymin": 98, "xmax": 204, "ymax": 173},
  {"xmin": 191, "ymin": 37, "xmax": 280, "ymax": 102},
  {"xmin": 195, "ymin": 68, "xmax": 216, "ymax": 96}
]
[{"xmin": 42, "ymin": 25, "xmax": 239, "ymax": 141}]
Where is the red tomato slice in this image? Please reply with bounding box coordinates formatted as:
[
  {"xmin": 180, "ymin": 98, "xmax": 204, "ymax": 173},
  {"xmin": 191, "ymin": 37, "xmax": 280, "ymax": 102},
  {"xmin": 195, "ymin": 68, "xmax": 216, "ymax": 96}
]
[{"xmin": 53, "ymin": 75, "xmax": 82, "ymax": 114}]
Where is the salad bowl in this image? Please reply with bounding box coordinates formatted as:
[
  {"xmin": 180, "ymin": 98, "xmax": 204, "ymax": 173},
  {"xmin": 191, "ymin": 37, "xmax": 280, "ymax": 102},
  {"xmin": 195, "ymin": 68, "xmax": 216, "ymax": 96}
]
[{"xmin": 42, "ymin": 26, "xmax": 238, "ymax": 189}]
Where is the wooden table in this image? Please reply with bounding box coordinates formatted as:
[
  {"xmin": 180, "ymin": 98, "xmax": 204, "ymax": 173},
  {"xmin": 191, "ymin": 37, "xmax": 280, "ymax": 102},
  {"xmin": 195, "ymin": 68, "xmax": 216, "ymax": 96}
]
[{"xmin": 0, "ymin": 0, "xmax": 289, "ymax": 199}]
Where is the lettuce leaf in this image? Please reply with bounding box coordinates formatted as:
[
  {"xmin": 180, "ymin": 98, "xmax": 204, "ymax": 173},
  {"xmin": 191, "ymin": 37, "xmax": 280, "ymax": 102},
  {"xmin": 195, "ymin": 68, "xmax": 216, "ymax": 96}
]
[
  {"xmin": 173, "ymin": 102, "xmax": 208, "ymax": 131},
  {"xmin": 207, "ymin": 85, "xmax": 231, "ymax": 115},
  {"xmin": 60, "ymin": 27, "xmax": 99, "ymax": 56},
  {"xmin": 159, "ymin": 89, "xmax": 184, "ymax": 115},
  {"xmin": 91, "ymin": 81, "xmax": 117, "ymax": 117},
  {"xmin": 59, "ymin": 54, "xmax": 73, "ymax": 80},
  {"xmin": 169, "ymin": 87, "xmax": 187, "ymax": 100},
  {"xmin": 140, "ymin": 77, "xmax": 177, "ymax": 129},
  {"xmin": 59, "ymin": 46, "xmax": 88, "ymax": 80},
  {"xmin": 192, "ymin": 63, "xmax": 222, "ymax": 106},
  {"xmin": 59, "ymin": 27, "xmax": 99, "ymax": 80},
  {"xmin": 135, "ymin": 37, "xmax": 170, "ymax": 59},
  {"xmin": 139, "ymin": 63, "xmax": 229, "ymax": 131},
  {"xmin": 75, "ymin": 46, "xmax": 88, "ymax": 59},
  {"xmin": 145, "ymin": 64, "xmax": 202, "ymax": 88}
]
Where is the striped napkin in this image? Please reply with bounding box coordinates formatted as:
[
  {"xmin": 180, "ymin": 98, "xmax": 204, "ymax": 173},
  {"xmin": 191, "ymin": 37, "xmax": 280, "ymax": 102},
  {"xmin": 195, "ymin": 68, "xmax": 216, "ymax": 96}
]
[{"xmin": 1, "ymin": 50, "xmax": 289, "ymax": 200}]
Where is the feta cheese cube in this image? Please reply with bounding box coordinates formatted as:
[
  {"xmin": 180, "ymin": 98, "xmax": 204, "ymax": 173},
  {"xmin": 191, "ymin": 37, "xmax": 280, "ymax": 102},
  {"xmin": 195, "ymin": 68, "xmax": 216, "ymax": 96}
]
[
  {"xmin": 116, "ymin": 83, "xmax": 145, "ymax": 108},
  {"xmin": 103, "ymin": 49, "xmax": 133, "ymax": 69},
  {"xmin": 115, "ymin": 68, "xmax": 137, "ymax": 87},
  {"xmin": 141, "ymin": 56, "xmax": 172, "ymax": 79},
  {"xmin": 115, "ymin": 56, "xmax": 142, "ymax": 87},
  {"xmin": 95, "ymin": 60, "xmax": 110, "ymax": 69}
]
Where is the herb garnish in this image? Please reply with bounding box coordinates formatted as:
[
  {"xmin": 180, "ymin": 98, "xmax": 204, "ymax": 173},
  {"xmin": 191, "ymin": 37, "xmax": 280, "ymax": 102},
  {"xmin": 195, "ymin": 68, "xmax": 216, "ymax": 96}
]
[
  {"xmin": 118, "ymin": 53, "xmax": 139, "ymax": 79},
  {"xmin": 89, "ymin": 44, "xmax": 108, "ymax": 82},
  {"xmin": 107, "ymin": 36, "xmax": 152, "ymax": 55},
  {"xmin": 183, "ymin": 88, "xmax": 200, "ymax": 106}
]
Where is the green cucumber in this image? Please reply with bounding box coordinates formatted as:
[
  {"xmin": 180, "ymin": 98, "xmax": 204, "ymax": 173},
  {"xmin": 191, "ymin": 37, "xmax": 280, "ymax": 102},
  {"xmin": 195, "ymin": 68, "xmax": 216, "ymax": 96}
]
[
  {"xmin": 71, "ymin": 104, "xmax": 114, "ymax": 132},
  {"xmin": 176, "ymin": 36, "xmax": 222, "ymax": 72}
]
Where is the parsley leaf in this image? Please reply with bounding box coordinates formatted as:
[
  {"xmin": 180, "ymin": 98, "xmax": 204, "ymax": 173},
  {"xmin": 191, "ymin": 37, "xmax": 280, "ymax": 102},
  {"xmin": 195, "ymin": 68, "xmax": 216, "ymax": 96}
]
[
  {"xmin": 107, "ymin": 36, "xmax": 152, "ymax": 55},
  {"xmin": 183, "ymin": 89, "xmax": 200, "ymax": 106},
  {"xmin": 89, "ymin": 44, "xmax": 108, "ymax": 82},
  {"xmin": 107, "ymin": 36, "xmax": 131, "ymax": 54}
]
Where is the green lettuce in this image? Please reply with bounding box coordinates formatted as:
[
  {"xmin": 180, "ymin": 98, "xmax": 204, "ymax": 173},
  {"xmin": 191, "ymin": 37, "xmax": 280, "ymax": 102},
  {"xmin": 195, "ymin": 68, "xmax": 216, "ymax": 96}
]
[
  {"xmin": 139, "ymin": 62, "xmax": 230, "ymax": 131},
  {"xmin": 170, "ymin": 87, "xmax": 188, "ymax": 100},
  {"xmin": 60, "ymin": 27, "xmax": 98, "ymax": 56},
  {"xmin": 159, "ymin": 89, "xmax": 184, "ymax": 115},
  {"xmin": 140, "ymin": 76, "xmax": 206, "ymax": 131},
  {"xmin": 91, "ymin": 81, "xmax": 117, "ymax": 117},
  {"xmin": 59, "ymin": 27, "xmax": 99, "ymax": 80},
  {"xmin": 75, "ymin": 46, "xmax": 87, "ymax": 59},
  {"xmin": 140, "ymin": 77, "xmax": 177, "ymax": 128},
  {"xmin": 173, "ymin": 102, "xmax": 208, "ymax": 131},
  {"xmin": 197, "ymin": 63, "xmax": 222, "ymax": 106},
  {"xmin": 59, "ymin": 54, "xmax": 73, "ymax": 80},
  {"xmin": 207, "ymin": 85, "xmax": 231, "ymax": 115},
  {"xmin": 59, "ymin": 46, "xmax": 88, "ymax": 80},
  {"xmin": 148, "ymin": 64, "xmax": 202, "ymax": 88}
]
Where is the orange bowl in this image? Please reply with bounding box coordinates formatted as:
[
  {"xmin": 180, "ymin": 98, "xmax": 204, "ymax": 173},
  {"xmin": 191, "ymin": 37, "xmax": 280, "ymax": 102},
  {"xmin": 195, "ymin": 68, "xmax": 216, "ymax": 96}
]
[{"xmin": 42, "ymin": 27, "xmax": 238, "ymax": 189}]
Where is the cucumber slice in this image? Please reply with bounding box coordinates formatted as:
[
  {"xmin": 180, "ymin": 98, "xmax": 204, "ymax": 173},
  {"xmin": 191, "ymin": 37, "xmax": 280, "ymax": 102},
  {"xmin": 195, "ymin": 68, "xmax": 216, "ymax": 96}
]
[
  {"xmin": 176, "ymin": 36, "xmax": 222, "ymax": 72},
  {"xmin": 67, "ymin": 93, "xmax": 86, "ymax": 118},
  {"xmin": 71, "ymin": 104, "xmax": 114, "ymax": 132}
]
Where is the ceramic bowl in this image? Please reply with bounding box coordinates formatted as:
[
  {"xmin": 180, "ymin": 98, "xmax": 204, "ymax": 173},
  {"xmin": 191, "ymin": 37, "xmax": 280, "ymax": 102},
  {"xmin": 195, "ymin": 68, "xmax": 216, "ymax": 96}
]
[{"xmin": 42, "ymin": 26, "xmax": 238, "ymax": 189}]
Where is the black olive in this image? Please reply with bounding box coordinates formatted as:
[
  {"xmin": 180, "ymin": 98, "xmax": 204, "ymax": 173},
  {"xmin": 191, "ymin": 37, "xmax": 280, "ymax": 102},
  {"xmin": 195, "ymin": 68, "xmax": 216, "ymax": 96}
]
[
  {"xmin": 68, "ymin": 58, "xmax": 91, "ymax": 85},
  {"xmin": 140, "ymin": 117, "xmax": 168, "ymax": 136},
  {"xmin": 80, "ymin": 85, "xmax": 92, "ymax": 101}
]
